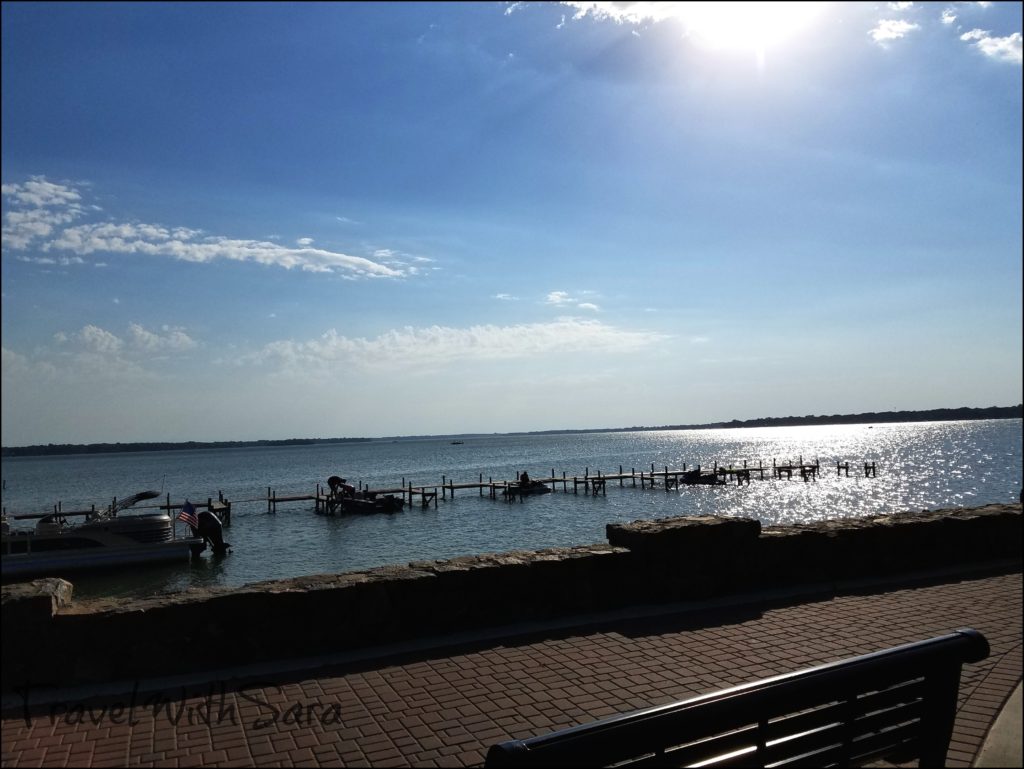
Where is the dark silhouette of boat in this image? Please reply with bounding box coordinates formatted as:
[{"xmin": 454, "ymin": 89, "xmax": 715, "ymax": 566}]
[
  {"xmin": 681, "ymin": 469, "xmax": 725, "ymax": 486},
  {"xmin": 502, "ymin": 480, "xmax": 552, "ymax": 497}
]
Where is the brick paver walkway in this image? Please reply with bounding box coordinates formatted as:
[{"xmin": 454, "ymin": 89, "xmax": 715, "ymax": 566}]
[{"xmin": 2, "ymin": 567, "xmax": 1020, "ymax": 768}]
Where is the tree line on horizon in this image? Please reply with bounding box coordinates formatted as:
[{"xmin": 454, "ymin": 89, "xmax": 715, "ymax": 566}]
[{"xmin": 1, "ymin": 405, "xmax": 1019, "ymax": 458}]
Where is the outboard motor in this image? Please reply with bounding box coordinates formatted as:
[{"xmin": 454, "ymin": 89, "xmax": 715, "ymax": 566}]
[{"xmin": 193, "ymin": 510, "xmax": 230, "ymax": 555}]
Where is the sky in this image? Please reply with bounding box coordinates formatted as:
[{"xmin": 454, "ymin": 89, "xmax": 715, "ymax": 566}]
[{"xmin": 1, "ymin": 1, "xmax": 1021, "ymax": 445}]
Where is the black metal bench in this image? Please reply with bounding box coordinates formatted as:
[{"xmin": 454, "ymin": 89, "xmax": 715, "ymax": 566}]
[{"xmin": 485, "ymin": 628, "xmax": 989, "ymax": 768}]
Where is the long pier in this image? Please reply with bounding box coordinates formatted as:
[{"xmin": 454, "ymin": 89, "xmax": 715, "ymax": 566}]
[{"xmin": 4, "ymin": 458, "xmax": 879, "ymax": 518}]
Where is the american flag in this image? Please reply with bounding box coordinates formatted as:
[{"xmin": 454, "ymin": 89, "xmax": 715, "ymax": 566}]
[{"xmin": 178, "ymin": 500, "xmax": 199, "ymax": 529}]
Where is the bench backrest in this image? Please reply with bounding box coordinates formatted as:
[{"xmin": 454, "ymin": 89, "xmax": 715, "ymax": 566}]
[{"xmin": 485, "ymin": 628, "xmax": 989, "ymax": 768}]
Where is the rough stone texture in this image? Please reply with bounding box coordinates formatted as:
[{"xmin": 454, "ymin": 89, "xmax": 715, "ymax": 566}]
[
  {"xmin": 1, "ymin": 503, "xmax": 1019, "ymax": 691},
  {"xmin": 0, "ymin": 578, "xmax": 72, "ymax": 623}
]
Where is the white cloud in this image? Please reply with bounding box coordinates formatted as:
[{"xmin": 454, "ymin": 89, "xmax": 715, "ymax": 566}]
[
  {"xmin": 960, "ymin": 29, "xmax": 1023, "ymax": 63},
  {"xmin": 12, "ymin": 322, "xmax": 201, "ymax": 385},
  {"xmin": 1, "ymin": 346, "xmax": 58, "ymax": 381},
  {"xmin": 869, "ymin": 19, "xmax": 920, "ymax": 43},
  {"xmin": 558, "ymin": 2, "xmax": 827, "ymax": 54},
  {"xmin": 544, "ymin": 289, "xmax": 601, "ymax": 311},
  {"xmin": 16, "ymin": 254, "xmax": 85, "ymax": 266},
  {"xmin": 527, "ymin": 2, "xmax": 1011, "ymax": 67},
  {"xmin": 1, "ymin": 177, "xmax": 84, "ymax": 208},
  {"xmin": 240, "ymin": 318, "xmax": 668, "ymax": 374},
  {"xmin": 48, "ymin": 322, "xmax": 198, "ymax": 358},
  {"xmin": 562, "ymin": 2, "xmax": 683, "ymax": 25},
  {"xmin": 128, "ymin": 323, "xmax": 198, "ymax": 352},
  {"xmin": 2, "ymin": 177, "xmax": 415, "ymax": 279},
  {"xmin": 77, "ymin": 324, "xmax": 124, "ymax": 355},
  {"xmin": 494, "ymin": 293, "xmax": 518, "ymax": 301}
]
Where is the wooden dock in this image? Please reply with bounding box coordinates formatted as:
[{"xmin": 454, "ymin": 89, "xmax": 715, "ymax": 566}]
[
  {"xmin": 7, "ymin": 492, "xmax": 232, "ymax": 525},
  {"xmin": 4, "ymin": 456, "xmax": 878, "ymax": 519}
]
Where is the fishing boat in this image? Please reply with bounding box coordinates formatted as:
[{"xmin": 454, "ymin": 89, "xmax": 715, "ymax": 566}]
[{"xmin": 1, "ymin": 490, "xmax": 208, "ymax": 581}]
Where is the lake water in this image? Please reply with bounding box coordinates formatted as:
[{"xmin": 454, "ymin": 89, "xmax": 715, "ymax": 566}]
[{"xmin": 2, "ymin": 419, "xmax": 1020, "ymax": 599}]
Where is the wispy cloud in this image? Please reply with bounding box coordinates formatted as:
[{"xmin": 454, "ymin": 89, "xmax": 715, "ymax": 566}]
[
  {"xmin": 2, "ymin": 322, "xmax": 199, "ymax": 386},
  {"xmin": 2, "ymin": 177, "xmax": 417, "ymax": 278},
  {"xmin": 544, "ymin": 290, "xmax": 600, "ymax": 311},
  {"xmin": 5, "ymin": 318, "xmax": 669, "ymax": 390},
  {"xmin": 960, "ymin": 29, "xmax": 1023, "ymax": 64},
  {"xmin": 239, "ymin": 318, "xmax": 668, "ymax": 375}
]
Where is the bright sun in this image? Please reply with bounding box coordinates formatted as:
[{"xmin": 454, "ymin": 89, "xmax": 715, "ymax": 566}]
[{"xmin": 680, "ymin": 1, "xmax": 826, "ymax": 58}]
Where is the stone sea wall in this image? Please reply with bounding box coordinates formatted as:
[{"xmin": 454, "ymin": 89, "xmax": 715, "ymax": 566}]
[{"xmin": 2, "ymin": 503, "xmax": 1020, "ymax": 691}]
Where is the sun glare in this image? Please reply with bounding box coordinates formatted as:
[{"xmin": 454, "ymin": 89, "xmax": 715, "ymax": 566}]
[{"xmin": 681, "ymin": 1, "xmax": 826, "ymax": 61}]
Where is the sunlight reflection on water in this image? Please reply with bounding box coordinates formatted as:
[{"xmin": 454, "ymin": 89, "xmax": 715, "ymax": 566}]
[{"xmin": 2, "ymin": 420, "xmax": 1020, "ymax": 598}]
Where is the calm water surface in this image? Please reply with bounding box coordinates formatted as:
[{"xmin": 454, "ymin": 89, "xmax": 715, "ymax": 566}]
[{"xmin": 2, "ymin": 420, "xmax": 1020, "ymax": 599}]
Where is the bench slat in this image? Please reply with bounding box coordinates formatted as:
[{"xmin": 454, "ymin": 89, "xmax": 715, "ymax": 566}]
[{"xmin": 485, "ymin": 629, "xmax": 988, "ymax": 769}]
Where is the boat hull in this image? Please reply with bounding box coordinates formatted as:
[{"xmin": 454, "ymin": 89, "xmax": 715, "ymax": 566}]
[
  {"xmin": 320, "ymin": 495, "xmax": 405, "ymax": 515},
  {"xmin": 1, "ymin": 538, "xmax": 202, "ymax": 579},
  {"xmin": 2, "ymin": 511, "xmax": 205, "ymax": 581},
  {"xmin": 502, "ymin": 483, "xmax": 552, "ymax": 496}
]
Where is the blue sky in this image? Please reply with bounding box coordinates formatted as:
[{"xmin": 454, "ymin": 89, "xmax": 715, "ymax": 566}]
[{"xmin": 2, "ymin": 1, "xmax": 1021, "ymax": 445}]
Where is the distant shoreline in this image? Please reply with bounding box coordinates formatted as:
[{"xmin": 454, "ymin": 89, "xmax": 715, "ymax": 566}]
[{"xmin": 1, "ymin": 405, "xmax": 1020, "ymax": 458}]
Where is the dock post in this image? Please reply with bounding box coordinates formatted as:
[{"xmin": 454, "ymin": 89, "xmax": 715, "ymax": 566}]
[{"xmin": 442, "ymin": 475, "xmax": 446, "ymax": 500}]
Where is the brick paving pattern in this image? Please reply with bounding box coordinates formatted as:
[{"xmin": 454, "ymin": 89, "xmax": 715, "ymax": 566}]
[{"xmin": 2, "ymin": 569, "xmax": 1020, "ymax": 767}]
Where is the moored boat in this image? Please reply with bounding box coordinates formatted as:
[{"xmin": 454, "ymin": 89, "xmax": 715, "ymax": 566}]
[
  {"xmin": 680, "ymin": 469, "xmax": 726, "ymax": 486},
  {"xmin": 2, "ymin": 499, "xmax": 206, "ymax": 580},
  {"xmin": 502, "ymin": 480, "xmax": 552, "ymax": 497},
  {"xmin": 332, "ymin": 494, "xmax": 405, "ymax": 515}
]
